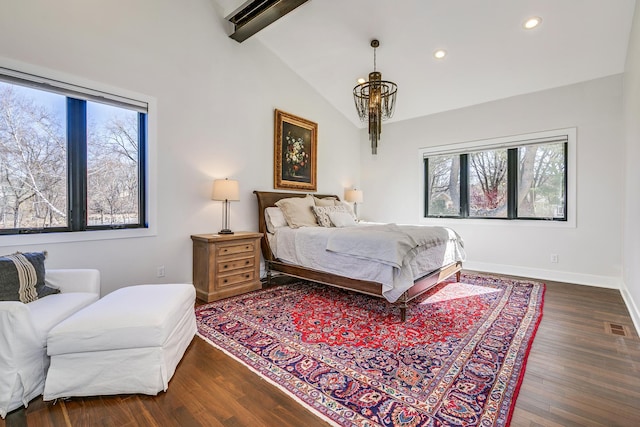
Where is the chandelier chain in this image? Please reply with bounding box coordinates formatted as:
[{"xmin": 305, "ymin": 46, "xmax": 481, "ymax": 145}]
[{"xmin": 373, "ymin": 46, "xmax": 377, "ymax": 72}]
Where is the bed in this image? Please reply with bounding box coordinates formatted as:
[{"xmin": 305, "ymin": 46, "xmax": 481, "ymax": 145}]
[{"xmin": 254, "ymin": 191, "xmax": 465, "ymax": 321}]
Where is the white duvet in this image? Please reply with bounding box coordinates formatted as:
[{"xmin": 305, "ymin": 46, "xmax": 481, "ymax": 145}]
[{"xmin": 268, "ymin": 223, "xmax": 466, "ymax": 303}]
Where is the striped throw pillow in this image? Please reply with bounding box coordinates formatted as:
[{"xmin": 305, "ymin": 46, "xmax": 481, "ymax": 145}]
[{"xmin": 0, "ymin": 252, "xmax": 59, "ymax": 303}]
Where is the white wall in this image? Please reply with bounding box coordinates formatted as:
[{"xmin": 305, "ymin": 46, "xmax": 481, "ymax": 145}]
[
  {"xmin": 360, "ymin": 75, "xmax": 625, "ymax": 288},
  {"xmin": 623, "ymin": 3, "xmax": 640, "ymax": 331},
  {"xmin": 0, "ymin": 0, "xmax": 360, "ymax": 295}
]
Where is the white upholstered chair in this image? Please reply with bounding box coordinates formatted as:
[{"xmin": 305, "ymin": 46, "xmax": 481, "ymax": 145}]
[{"xmin": 0, "ymin": 269, "xmax": 100, "ymax": 418}]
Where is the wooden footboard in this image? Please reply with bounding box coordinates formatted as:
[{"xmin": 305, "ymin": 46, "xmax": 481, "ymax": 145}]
[{"xmin": 396, "ymin": 261, "xmax": 462, "ymax": 321}]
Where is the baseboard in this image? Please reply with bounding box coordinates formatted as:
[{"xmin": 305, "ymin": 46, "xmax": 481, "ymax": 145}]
[
  {"xmin": 463, "ymin": 261, "xmax": 622, "ymax": 289},
  {"xmin": 620, "ymin": 281, "xmax": 640, "ymax": 337}
]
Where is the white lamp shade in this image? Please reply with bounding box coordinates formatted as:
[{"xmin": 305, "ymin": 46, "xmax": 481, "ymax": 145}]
[
  {"xmin": 344, "ymin": 189, "xmax": 364, "ymax": 203},
  {"xmin": 212, "ymin": 179, "xmax": 240, "ymax": 201}
]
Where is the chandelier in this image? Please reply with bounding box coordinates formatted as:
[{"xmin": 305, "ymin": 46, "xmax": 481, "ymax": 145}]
[{"xmin": 353, "ymin": 39, "xmax": 398, "ymax": 155}]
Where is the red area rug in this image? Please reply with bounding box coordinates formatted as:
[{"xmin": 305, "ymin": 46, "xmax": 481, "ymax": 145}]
[{"xmin": 195, "ymin": 273, "xmax": 544, "ymax": 426}]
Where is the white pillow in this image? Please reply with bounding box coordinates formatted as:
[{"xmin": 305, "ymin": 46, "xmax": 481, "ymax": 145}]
[
  {"xmin": 264, "ymin": 207, "xmax": 288, "ymax": 233},
  {"xmin": 312, "ymin": 205, "xmax": 352, "ymax": 227},
  {"xmin": 337, "ymin": 200, "xmax": 356, "ymax": 219},
  {"xmin": 275, "ymin": 195, "xmax": 318, "ymax": 228},
  {"xmin": 329, "ymin": 211, "xmax": 357, "ymax": 227},
  {"xmin": 313, "ymin": 196, "xmax": 338, "ymax": 207}
]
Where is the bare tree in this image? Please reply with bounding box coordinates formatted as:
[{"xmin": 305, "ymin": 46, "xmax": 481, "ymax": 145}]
[
  {"xmin": 0, "ymin": 85, "xmax": 66, "ymax": 228},
  {"xmin": 448, "ymin": 156, "xmax": 460, "ymax": 208},
  {"xmin": 518, "ymin": 144, "xmax": 565, "ymax": 216},
  {"xmin": 469, "ymin": 150, "xmax": 507, "ymax": 216},
  {"xmin": 87, "ymin": 113, "xmax": 139, "ymax": 225},
  {"xmin": 1, "ymin": 84, "xmax": 142, "ymax": 230},
  {"xmin": 428, "ymin": 143, "xmax": 564, "ymax": 218},
  {"xmin": 428, "ymin": 155, "xmax": 459, "ymax": 215}
]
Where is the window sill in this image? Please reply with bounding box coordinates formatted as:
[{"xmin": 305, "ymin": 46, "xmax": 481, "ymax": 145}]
[
  {"xmin": 0, "ymin": 226, "xmax": 157, "ymax": 248},
  {"xmin": 419, "ymin": 216, "xmax": 576, "ymax": 228}
]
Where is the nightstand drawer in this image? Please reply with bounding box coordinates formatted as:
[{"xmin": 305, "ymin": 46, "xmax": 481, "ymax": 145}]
[
  {"xmin": 218, "ymin": 269, "xmax": 256, "ymax": 288},
  {"xmin": 216, "ymin": 242, "xmax": 255, "ymax": 257},
  {"xmin": 217, "ymin": 256, "xmax": 255, "ymax": 273}
]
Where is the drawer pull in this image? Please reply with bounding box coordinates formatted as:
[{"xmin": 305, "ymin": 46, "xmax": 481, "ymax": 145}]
[
  {"xmin": 223, "ymin": 279, "xmax": 228, "ymax": 283},
  {"xmin": 245, "ymin": 260, "xmax": 250, "ymax": 265},
  {"xmin": 245, "ymin": 274, "xmax": 250, "ymax": 278},
  {"xmin": 223, "ymin": 264, "xmax": 228, "ymax": 269}
]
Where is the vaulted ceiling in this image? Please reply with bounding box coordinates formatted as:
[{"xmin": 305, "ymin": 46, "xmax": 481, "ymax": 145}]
[{"xmin": 213, "ymin": 0, "xmax": 636, "ymax": 127}]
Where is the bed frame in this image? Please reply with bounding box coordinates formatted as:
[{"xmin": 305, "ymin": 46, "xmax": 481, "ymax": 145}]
[{"xmin": 254, "ymin": 191, "xmax": 462, "ymax": 321}]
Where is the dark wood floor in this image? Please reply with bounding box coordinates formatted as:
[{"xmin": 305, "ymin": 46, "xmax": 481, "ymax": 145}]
[{"xmin": 3, "ymin": 274, "xmax": 639, "ymax": 427}]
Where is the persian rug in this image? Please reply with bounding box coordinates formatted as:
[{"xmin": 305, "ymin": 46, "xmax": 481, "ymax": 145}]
[{"xmin": 195, "ymin": 273, "xmax": 544, "ymax": 426}]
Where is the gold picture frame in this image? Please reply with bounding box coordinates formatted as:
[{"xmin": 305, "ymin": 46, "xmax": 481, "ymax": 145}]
[{"xmin": 274, "ymin": 109, "xmax": 317, "ymax": 191}]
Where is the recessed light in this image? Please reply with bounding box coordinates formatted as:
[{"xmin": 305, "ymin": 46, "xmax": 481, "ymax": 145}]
[
  {"xmin": 434, "ymin": 49, "xmax": 447, "ymax": 59},
  {"xmin": 357, "ymin": 77, "xmax": 366, "ymax": 84},
  {"xmin": 523, "ymin": 16, "xmax": 542, "ymax": 30}
]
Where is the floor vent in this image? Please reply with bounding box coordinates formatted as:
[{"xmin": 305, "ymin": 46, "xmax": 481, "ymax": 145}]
[{"xmin": 604, "ymin": 322, "xmax": 629, "ymax": 337}]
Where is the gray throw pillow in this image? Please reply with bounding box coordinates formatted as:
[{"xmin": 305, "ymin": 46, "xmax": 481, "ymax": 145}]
[{"xmin": 0, "ymin": 251, "xmax": 59, "ymax": 303}]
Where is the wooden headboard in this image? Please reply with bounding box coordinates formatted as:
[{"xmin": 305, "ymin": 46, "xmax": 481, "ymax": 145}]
[{"xmin": 253, "ymin": 191, "xmax": 339, "ymax": 261}]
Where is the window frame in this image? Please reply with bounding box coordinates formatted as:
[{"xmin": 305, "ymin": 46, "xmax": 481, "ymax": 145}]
[
  {"xmin": 0, "ymin": 60, "xmax": 157, "ymax": 245},
  {"xmin": 419, "ymin": 128, "xmax": 576, "ymax": 228}
]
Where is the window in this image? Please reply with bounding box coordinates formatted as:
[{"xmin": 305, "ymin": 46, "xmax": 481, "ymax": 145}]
[
  {"xmin": 423, "ymin": 130, "xmax": 570, "ymax": 221},
  {"xmin": 86, "ymin": 102, "xmax": 143, "ymax": 227},
  {"xmin": 0, "ymin": 69, "xmax": 147, "ymax": 235},
  {"xmin": 516, "ymin": 142, "xmax": 566, "ymax": 219},
  {"xmin": 468, "ymin": 149, "xmax": 508, "ymax": 218},
  {"xmin": 426, "ymin": 154, "xmax": 460, "ymax": 216}
]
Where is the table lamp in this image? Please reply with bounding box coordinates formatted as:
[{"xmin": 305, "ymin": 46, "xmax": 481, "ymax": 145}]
[
  {"xmin": 212, "ymin": 178, "xmax": 239, "ymax": 234},
  {"xmin": 344, "ymin": 188, "xmax": 364, "ymax": 220}
]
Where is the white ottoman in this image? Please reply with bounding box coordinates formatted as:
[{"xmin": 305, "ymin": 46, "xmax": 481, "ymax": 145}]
[{"xmin": 43, "ymin": 284, "xmax": 196, "ymax": 400}]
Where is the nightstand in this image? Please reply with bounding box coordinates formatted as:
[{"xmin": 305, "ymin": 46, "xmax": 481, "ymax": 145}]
[{"xmin": 191, "ymin": 232, "xmax": 262, "ymax": 302}]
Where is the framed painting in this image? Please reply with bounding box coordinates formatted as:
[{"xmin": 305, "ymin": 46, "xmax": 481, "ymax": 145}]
[{"xmin": 274, "ymin": 109, "xmax": 317, "ymax": 191}]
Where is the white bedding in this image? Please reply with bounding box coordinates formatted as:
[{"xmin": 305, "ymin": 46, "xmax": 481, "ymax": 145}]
[{"xmin": 267, "ymin": 223, "xmax": 466, "ymax": 303}]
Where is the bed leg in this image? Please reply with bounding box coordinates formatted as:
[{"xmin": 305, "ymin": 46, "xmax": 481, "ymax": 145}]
[
  {"xmin": 400, "ymin": 307, "xmax": 407, "ymax": 322},
  {"xmin": 266, "ymin": 262, "xmax": 272, "ymax": 286},
  {"xmin": 456, "ymin": 270, "xmax": 461, "ymax": 282}
]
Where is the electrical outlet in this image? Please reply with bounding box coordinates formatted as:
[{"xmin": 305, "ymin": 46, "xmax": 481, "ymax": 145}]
[
  {"xmin": 157, "ymin": 265, "xmax": 165, "ymax": 277},
  {"xmin": 550, "ymin": 254, "xmax": 559, "ymax": 263}
]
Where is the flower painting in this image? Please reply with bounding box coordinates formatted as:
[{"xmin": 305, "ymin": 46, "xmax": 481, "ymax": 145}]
[
  {"xmin": 284, "ymin": 132, "xmax": 309, "ymax": 179},
  {"xmin": 274, "ymin": 109, "xmax": 317, "ymax": 191}
]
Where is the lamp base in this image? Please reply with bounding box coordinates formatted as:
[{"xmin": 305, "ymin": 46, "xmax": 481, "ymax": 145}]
[{"xmin": 218, "ymin": 229, "xmax": 234, "ymax": 235}]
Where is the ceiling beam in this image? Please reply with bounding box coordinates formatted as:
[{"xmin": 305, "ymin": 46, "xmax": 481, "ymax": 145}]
[{"xmin": 227, "ymin": 0, "xmax": 310, "ymax": 43}]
